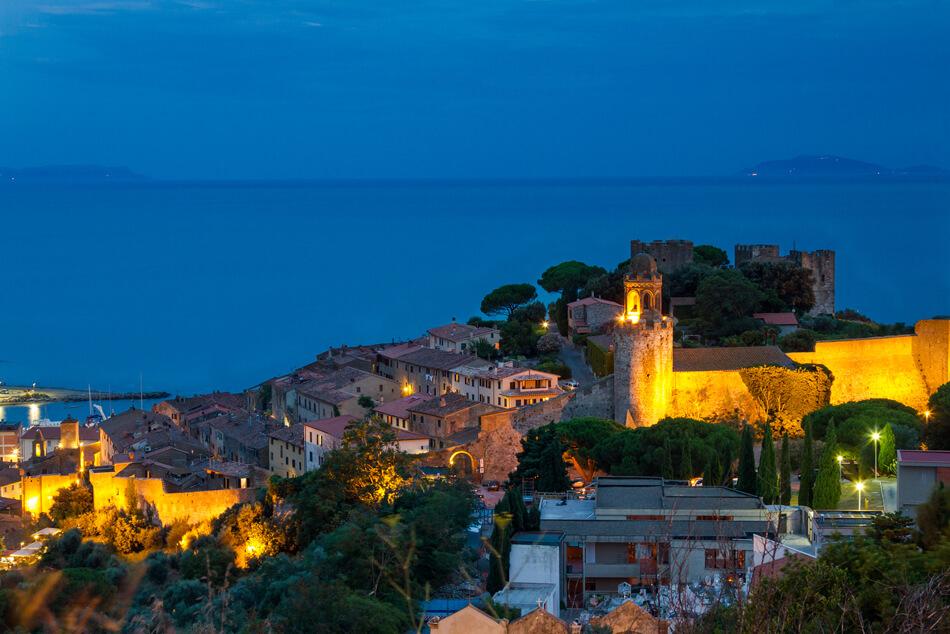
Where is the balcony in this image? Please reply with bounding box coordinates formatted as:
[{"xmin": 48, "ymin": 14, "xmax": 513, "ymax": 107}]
[{"xmin": 584, "ymin": 562, "xmax": 640, "ymax": 578}]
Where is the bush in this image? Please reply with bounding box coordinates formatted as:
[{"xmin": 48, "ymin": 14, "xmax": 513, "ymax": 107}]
[
  {"xmin": 536, "ymin": 333, "xmax": 562, "ymax": 354},
  {"xmin": 536, "ymin": 360, "xmax": 571, "ymax": 379},
  {"xmin": 49, "ymin": 483, "xmax": 94, "ymax": 524},
  {"xmin": 780, "ymin": 329, "xmax": 818, "ymax": 352},
  {"xmin": 802, "ymin": 399, "xmax": 922, "ymax": 455}
]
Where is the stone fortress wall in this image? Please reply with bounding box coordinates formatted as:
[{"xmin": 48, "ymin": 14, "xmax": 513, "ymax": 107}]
[
  {"xmin": 788, "ymin": 319, "xmax": 950, "ymax": 411},
  {"xmin": 90, "ymin": 467, "xmax": 256, "ymax": 525},
  {"xmin": 668, "ymin": 370, "xmax": 763, "ymax": 422}
]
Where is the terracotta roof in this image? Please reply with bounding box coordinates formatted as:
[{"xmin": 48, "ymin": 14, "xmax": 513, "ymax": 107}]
[
  {"xmin": 754, "ymin": 312, "xmax": 799, "ymax": 326},
  {"xmin": 427, "ymin": 322, "xmax": 498, "ymax": 343},
  {"xmin": 377, "ymin": 342, "xmax": 427, "ymax": 360},
  {"xmin": 303, "ymin": 415, "xmax": 359, "ymax": 440},
  {"xmin": 99, "ymin": 409, "xmax": 173, "ymax": 443},
  {"xmin": 396, "ymin": 348, "xmax": 488, "ymax": 372},
  {"xmin": 408, "ymin": 392, "xmax": 487, "ymax": 417},
  {"xmin": 568, "ymin": 296, "xmax": 622, "ymax": 308},
  {"xmin": 270, "ymin": 423, "xmax": 305, "ymax": 446},
  {"xmin": 897, "ymin": 450, "xmax": 950, "ymax": 466},
  {"xmin": 394, "ymin": 428, "xmax": 431, "ymax": 441},
  {"xmin": 673, "ymin": 346, "xmax": 795, "ymax": 372},
  {"xmin": 19, "ymin": 425, "xmax": 99, "ymax": 443},
  {"xmin": 373, "ymin": 394, "xmax": 435, "ymax": 420}
]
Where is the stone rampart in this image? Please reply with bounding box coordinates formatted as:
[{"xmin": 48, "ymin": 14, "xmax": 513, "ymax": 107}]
[
  {"xmin": 788, "ymin": 335, "xmax": 930, "ymax": 410},
  {"xmin": 669, "ymin": 370, "xmax": 764, "ymax": 422},
  {"xmin": 913, "ymin": 319, "xmax": 950, "ymax": 394},
  {"xmin": 91, "ymin": 468, "xmax": 256, "ymax": 525}
]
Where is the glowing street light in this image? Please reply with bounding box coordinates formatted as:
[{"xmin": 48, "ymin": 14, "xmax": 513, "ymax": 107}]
[
  {"xmin": 837, "ymin": 454, "xmax": 843, "ymax": 479},
  {"xmin": 871, "ymin": 431, "xmax": 881, "ymax": 479},
  {"xmin": 541, "ymin": 320, "xmax": 550, "ymax": 330},
  {"xmin": 855, "ymin": 481, "xmax": 865, "ymax": 511},
  {"xmin": 924, "ymin": 410, "xmax": 931, "ymax": 422}
]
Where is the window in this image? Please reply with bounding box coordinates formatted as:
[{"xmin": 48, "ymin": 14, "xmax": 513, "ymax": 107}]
[
  {"xmin": 705, "ymin": 549, "xmax": 745, "ymax": 569},
  {"xmin": 696, "ymin": 515, "xmax": 734, "ymax": 521}
]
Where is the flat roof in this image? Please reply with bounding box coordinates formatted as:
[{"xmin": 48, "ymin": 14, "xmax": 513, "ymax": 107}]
[
  {"xmin": 511, "ymin": 531, "xmax": 564, "ymax": 546},
  {"xmin": 539, "ymin": 498, "xmax": 595, "ymax": 520},
  {"xmin": 898, "ymin": 449, "xmax": 950, "ymax": 467}
]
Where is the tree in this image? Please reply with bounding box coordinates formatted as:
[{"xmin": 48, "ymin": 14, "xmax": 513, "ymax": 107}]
[
  {"xmin": 666, "ymin": 263, "xmax": 716, "ymax": 299},
  {"xmin": 472, "ymin": 337, "xmax": 499, "ymax": 361},
  {"xmin": 812, "ymin": 422, "xmax": 842, "ymax": 509},
  {"xmin": 705, "ymin": 453, "xmax": 723, "ymax": 486},
  {"xmin": 695, "ymin": 270, "xmax": 764, "ymax": 326},
  {"xmin": 661, "ymin": 439, "xmax": 674, "ymax": 480},
  {"xmin": 737, "ymin": 425, "xmax": 757, "ymax": 494},
  {"xmin": 757, "ymin": 422, "xmax": 778, "ymax": 504},
  {"xmin": 499, "ymin": 319, "xmax": 540, "ymax": 357},
  {"xmin": 924, "ymin": 381, "xmax": 950, "ymax": 449},
  {"xmin": 915, "ymin": 482, "xmax": 950, "ymax": 551},
  {"xmin": 509, "ymin": 424, "xmax": 570, "ymax": 493},
  {"xmin": 487, "ymin": 510, "xmax": 512, "ymax": 594},
  {"xmin": 679, "ymin": 439, "xmax": 694, "ymax": 480},
  {"xmin": 357, "ymin": 395, "xmax": 375, "ymax": 411},
  {"xmin": 803, "ymin": 399, "xmax": 922, "ymax": 457},
  {"xmin": 536, "ymin": 333, "xmax": 561, "ymax": 355},
  {"xmin": 49, "ymin": 483, "xmax": 94, "ymax": 524},
  {"xmin": 740, "ymin": 261, "xmax": 816, "ymax": 314},
  {"xmin": 780, "ymin": 432, "xmax": 792, "ymax": 505},
  {"xmin": 693, "ymin": 245, "xmax": 729, "ymax": 268},
  {"xmin": 878, "ymin": 423, "xmax": 897, "ymax": 475},
  {"xmin": 538, "ymin": 261, "xmax": 606, "ymax": 303},
  {"xmin": 480, "ymin": 283, "xmax": 538, "ymax": 319},
  {"xmin": 799, "ymin": 418, "xmax": 815, "ymax": 507},
  {"xmin": 556, "ymin": 418, "xmax": 623, "ymax": 482}
]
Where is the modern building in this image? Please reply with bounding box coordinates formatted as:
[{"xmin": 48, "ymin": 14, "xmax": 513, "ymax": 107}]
[
  {"xmin": 567, "ymin": 297, "xmax": 623, "ymax": 337},
  {"xmin": 538, "ymin": 477, "xmax": 772, "ymax": 608},
  {"xmin": 896, "ymin": 450, "xmax": 950, "ymax": 519}
]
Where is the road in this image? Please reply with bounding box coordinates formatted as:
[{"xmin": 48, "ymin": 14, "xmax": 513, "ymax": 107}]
[{"xmin": 558, "ymin": 340, "xmax": 595, "ymax": 387}]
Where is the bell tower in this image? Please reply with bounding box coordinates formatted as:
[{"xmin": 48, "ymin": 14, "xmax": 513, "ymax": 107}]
[{"xmin": 613, "ymin": 252, "xmax": 674, "ymax": 427}]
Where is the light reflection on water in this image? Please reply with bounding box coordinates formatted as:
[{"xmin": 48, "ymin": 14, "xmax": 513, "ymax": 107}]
[{"xmin": 0, "ymin": 399, "xmax": 163, "ymax": 426}]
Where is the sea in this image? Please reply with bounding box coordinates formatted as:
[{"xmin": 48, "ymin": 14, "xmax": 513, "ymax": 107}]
[
  {"xmin": 0, "ymin": 180, "xmax": 947, "ymax": 403},
  {"xmin": 0, "ymin": 399, "xmax": 164, "ymax": 426}
]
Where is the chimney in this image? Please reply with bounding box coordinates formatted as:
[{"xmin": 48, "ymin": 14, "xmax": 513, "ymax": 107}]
[
  {"xmin": 570, "ymin": 621, "xmax": 583, "ymax": 634},
  {"xmin": 439, "ymin": 396, "xmax": 446, "ymax": 407}
]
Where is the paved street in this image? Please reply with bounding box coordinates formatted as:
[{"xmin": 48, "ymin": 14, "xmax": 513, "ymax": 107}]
[{"xmin": 558, "ymin": 340, "xmax": 595, "ymax": 387}]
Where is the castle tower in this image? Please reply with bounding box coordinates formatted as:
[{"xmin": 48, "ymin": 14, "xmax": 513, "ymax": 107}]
[{"xmin": 613, "ymin": 253, "xmax": 674, "ymax": 427}]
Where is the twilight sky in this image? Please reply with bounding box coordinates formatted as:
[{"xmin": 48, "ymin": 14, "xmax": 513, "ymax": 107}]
[{"xmin": 1, "ymin": 0, "xmax": 948, "ymax": 180}]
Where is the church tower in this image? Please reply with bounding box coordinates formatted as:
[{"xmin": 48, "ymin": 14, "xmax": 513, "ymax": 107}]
[{"xmin": 613, "ymin": 252, "xmax": 674, "ymax": 427}]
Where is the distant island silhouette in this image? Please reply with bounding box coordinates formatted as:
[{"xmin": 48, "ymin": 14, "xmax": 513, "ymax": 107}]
[
  {"xmin": 0, "ymin": 165, "xmax": 148, "ymax": 183},
  {"xmin": 742, "ymin": 154, "xmax": 948, "ymax": 180}
]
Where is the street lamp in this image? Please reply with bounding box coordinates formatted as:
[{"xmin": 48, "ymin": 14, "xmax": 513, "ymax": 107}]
[
  {"xmin": 924, "ymin": 410, "xmax": 931, "ymax": 422},
  {"xmin": 837, "ymin": 455, "xmax": 843, "ymax": 479},
  {"xmin": 542, "ymin": 320, "xmax": 549, "ymax": 330},
  {"xmin": 871, "ymin": 431, "xmax": 881, "ymax": 479},
  {"xmin": 855, "ymin": 481, "xmax": 865, "ymax": 511}
]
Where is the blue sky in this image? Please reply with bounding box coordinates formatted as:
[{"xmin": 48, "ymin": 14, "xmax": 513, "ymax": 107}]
[{"xmin": 1, "ymin": 0, "xmax": 948, "ymax": 179}]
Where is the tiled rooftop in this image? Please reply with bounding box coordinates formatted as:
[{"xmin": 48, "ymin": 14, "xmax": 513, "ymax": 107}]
[
  {"xmin": 673, "ymin": 346, "xmax": 796, "ymax": 372},
  {"xmin": 428, "ymin": 322, "xmax": 498, "ymax": 342}
]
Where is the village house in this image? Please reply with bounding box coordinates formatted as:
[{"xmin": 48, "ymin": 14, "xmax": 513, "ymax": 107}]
[
  {"xmin": 567, "ymin": 296, "xmax": 623, "ymax": 337},
  {"xmin": 303, "ymin": 414, "xmax": 358, "ymax": 471},
  {"xmin": 20, "ymin": 419, "xmax": 99, "ymax": 462},
  {"xmin": 281, "ymin": 366, "xmax": 400, "ymax": 423},
  {"xmin": 269, "ymin": 423, "xmax": 305, "ymax": 478},
  {"xmin": 407, "ymin": 393, "xmax": 502, "ymax": 449},
  {"xmin": 453, "ymin": 365, "xmax": 564, "ymax": 408},
  {"xmin": 427, "ymin": 321, "xmax": 500, "ymax": 353},
  {"xmin": 381, "ymin": 347, "xmax": 493, "ymax": 397},
  {"xmin": 373, "ymin": 394, "xmax": 435, "ymax": 431},
  {"xmin": 0, "ymin": 423, "xmax": 20, "ymax": 463},
  {"xmin": 153, "ymin": 392, "xmax": 245, "ymax": 436},
  {"xmin": 98, "ymin": 409, "xmax": 177, "ymax": 465},
  {"xmin": 753, "ymin": 312, "xmax": 799, "ymax": 335},
  {"xmin": 896, "ymin": 450, "xmax": 950, "ymax": 520},
  {"xmin": 192, "ymin": 413, "xmax": 273, "ymax": 469}
]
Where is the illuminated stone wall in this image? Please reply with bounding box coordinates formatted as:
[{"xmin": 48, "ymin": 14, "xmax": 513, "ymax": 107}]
[
  {"xmin": 913, "ymin": 319, "xmax": 950, "ymax": 394},
  {"xmin": 788, "ymin": 335, "xmax": 930, "ymax": 410},
  {"xmin": 90, "ymin": 468, "xmax": 256, "ymax": 525},
  {"xmin": 21, "ymin": 474, "xmax": 77, "ymax": 517},
  {"xmin": 669, "ymin": 370, "xmax": 764, "ymax": 422},
  {"xmin": 613, "ymin": 317, "xmax": 674, "ymax": 427}
]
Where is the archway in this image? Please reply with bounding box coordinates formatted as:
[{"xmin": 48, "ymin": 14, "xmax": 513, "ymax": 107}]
[
  {"xmin": 626, "ymin": 289, "xmax": 641, "ymax": 315},
  {"xmin": 449, "ymin": 450, "xmax": 477, "ymax": 480}
]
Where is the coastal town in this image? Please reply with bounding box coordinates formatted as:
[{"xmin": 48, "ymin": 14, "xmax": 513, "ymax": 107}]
[{"xmin": 0, "ymin": 238, "xmax": 947, "ymax": 633}]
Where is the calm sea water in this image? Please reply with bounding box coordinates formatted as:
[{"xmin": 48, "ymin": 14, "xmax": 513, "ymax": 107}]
[
  {"xmin": 0, "ymin": 181, "xmax": 947, "ymax": 396},
  {"xmin": 0, "ymin": 399, "xmax": 163, "ymax": 426}
]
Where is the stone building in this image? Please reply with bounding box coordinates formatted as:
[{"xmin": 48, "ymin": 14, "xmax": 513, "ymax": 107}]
[
  {"xmin": 566, "ymin": 296, "xmax": 622, "ymax": 336},
  {"xmin": 629, "ymin": 239, "xmax": 694, "ymax": 274},
  {"xmin": 407, "ymin": 393, "xmax": 502, "ymax": 449},
  {"xmin": 613, "ymin": 253, "xmax": 674, "ymax": 427},
  {"xmin": 427, "ymin": 321, "xmax": 501, "ymax": 353},
  {"xmin": 734, "ymin": 243, "xmax": 835, "ymax": 316}
]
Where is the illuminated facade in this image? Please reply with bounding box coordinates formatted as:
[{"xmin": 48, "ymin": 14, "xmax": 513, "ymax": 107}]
[{"xmin": 614, "ymin": 253, "xmax": 674, "ymax": 427}]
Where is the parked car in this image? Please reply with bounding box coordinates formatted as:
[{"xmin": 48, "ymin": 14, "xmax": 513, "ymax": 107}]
[
  {"xmin": 561, "ymin": 380, "xmax": 580, "ymax": 390},
  {"xmin": 484, "ymin": 480, "xmax": 501, "ymax": 491}
]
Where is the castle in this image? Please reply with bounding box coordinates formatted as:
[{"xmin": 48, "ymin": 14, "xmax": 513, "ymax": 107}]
[{"xmin": 612, "ymin": 247, "xmax": 949, "ymax": 428}]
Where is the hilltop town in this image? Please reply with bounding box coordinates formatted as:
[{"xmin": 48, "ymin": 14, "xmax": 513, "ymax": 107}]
[{"xmin": 0, "ymin": 238, "xmax": 947, "ymax": 632}]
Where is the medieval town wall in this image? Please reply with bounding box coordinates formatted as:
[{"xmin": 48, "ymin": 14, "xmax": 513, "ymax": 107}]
[
  {"xmin": 90, "ymin": 469, "xmax": 256, "ymax": 525},
  {"xmin": 613, "ymin": 318, "xmax": 674, "ymax": 427},
  {"xmin": 913, "ymin": 319, "xmax": 950, "ymax": 394},
  {"xmin": 21, "ymin": 474, "xmax": 77, "ymax": 517},
  {"xmin": 788, "ymin": 335, "xmax": 930, "ymax": 410},
  {"xmin": 669, "ymin": 370, "xmax": 764, "ymax": 423}
]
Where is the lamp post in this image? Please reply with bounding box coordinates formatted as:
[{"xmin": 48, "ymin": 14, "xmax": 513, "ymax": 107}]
[
  {"xmin": 871, "ymin": 431, "xmax": 881, "ymax": 479},
  {"xmin": 837, "ymin": 455, "xmax": 843, "ymax": 480},
  {"xmin": 855, "ymin": 481, "xmax": 865, "ymax": 511},
  {"xmin": 924, "ymin": 410, "xmax": 931, "ymax": 423}
]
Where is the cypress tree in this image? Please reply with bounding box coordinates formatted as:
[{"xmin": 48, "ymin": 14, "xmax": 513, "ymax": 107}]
[
  {"xmin": 705, "ymin": 453, "xmax": 723, "ymax": 487},
  {"xmin": 679, "ymin": 439, "xmax": 694, "ymax": 480},
  {"xmin": 486, "ymin": 512, "xmax": 512, "ymax": 594},
  {"xmin": 737, "ymin": 425, "xmax": 757, "ymax": 494},
  {"xmin": 537, "ymin": 429, "xmax": 570, "ymax": 492},
  {"xmin": 757, "ymin": 421, "xmax": 778, "ymax": 504},
  {"xmin": 780, "ymin": 432, "xmax": 792, "ymax": 505},
  {"xmin": 813, "ymin": 422, "xmax": 842, "ymax": 509},
  {"xmin": 504, "ymin": 487, "xmax": 526, "ymax": 532},
  {"xmin": 878, "ymin": 423, "xmax": 897, "ymax": 475},
  {"xmin": 720, "ymin": 445, "xmax": 734, "ymax": 484},
  {"xmin": 661, "ymin": 439, "xmax": 674, "ymax": 480},
  {"xmin": 799, "ymin": 419, "xmax": 815, "ymax": 507}
]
